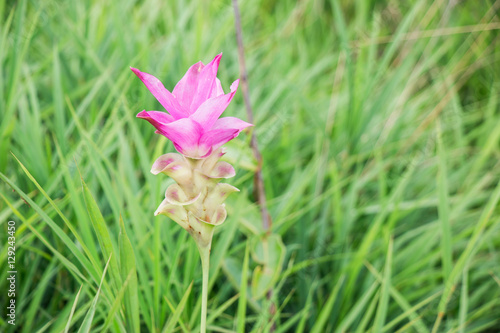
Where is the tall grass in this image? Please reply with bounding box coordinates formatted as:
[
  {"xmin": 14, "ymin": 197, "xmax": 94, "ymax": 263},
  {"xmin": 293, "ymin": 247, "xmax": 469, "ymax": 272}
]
[{"xmin": 1, "ymin": 0, "xmax": 500, "ymax": 332}]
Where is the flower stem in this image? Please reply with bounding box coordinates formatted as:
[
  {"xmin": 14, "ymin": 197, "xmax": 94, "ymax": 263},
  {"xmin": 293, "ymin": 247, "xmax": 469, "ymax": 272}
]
[{"xmin": 199, "ymin": 245, "xmax": 210, "ymax": 333}]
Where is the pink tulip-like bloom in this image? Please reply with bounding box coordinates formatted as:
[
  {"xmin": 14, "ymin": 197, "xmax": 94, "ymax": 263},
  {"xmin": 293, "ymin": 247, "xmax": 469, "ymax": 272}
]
[
  {"xmin": 132, "ymin": 53, "xmax": 252, "ymax": 159},
  {"xmin": 132, "ymin": 54, "xmax": 251, "ymax": 246}
]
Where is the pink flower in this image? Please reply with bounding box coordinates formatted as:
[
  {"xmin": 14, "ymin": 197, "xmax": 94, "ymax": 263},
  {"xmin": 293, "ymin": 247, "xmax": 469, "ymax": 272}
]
[{"xmin": 132, "ymin": 54, "xmax": 252, "ymax": 158}]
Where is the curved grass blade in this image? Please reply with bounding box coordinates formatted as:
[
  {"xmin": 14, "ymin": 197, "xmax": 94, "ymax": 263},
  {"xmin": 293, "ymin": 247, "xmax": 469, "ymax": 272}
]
[
  {"xmin": 81, "ymin": 176, "xmax": 122, "ymax": 292},
  {"xmin": 78, "ymin": 255, "xmax": 112, "ymax": 333},
  {"xmin": 162, "ymin": 282, "xmax": 193, "ymax": 333},
  {"xmin": 119, "ymin": 216, "xmax": 140, "ymax": 333},
  {"xmin": 237, "ymin": 241, "xmax": 250, "ymax": 333},
  {"xmin": 64, "ymin": 285, "xmax": 84, "ymax": 333},
  {"xmin": 311, "ymin": 275, "xmax": 345, "ymax": 333}
]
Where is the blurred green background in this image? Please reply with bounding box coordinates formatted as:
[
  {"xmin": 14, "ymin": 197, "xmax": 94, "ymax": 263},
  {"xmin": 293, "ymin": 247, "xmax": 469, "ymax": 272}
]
[{"xmin": 1, "ymin": 0, "xmax": 500, "ymax": 332}]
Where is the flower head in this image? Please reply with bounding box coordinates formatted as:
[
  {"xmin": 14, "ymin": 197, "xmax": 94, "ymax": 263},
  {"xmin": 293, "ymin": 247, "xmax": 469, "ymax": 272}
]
[{"xmin": 132, "ymin": 54, "xmax": 252, "ymax": 158}]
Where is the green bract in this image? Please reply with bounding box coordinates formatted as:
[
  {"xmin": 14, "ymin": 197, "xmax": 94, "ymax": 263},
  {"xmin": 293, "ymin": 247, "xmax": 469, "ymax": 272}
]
[{"xmin": 153, "ymin": 148, "xmax": 238, "ymax": 248}]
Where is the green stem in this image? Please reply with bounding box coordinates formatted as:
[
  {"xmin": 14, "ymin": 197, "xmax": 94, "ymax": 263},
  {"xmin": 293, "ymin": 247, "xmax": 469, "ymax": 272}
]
[{"xmin": 199, "ymin": 245, "xmax": 210, "ymax": 333}]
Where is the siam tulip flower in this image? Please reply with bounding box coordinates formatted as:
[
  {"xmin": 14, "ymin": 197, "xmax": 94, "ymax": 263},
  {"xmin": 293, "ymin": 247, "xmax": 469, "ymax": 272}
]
[
  {"xmin": 132, "ymin": 54, "xmax": 251, "ymax": 333},
  {"xmin": 131, "ymin": 53, "xmax": 252, "ymax": 159}
]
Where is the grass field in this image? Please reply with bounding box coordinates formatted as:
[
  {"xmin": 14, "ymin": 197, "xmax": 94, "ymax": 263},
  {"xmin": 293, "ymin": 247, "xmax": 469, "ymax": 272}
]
[{"xmin": 1, "ymin": 0, "xmax": 500, "ymax": 332}]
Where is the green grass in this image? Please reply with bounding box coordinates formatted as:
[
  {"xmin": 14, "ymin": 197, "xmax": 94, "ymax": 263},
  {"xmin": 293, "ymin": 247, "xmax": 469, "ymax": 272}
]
[{"xmin": 1, "ymin": 0, "xmax": 500, "ymax": 332}]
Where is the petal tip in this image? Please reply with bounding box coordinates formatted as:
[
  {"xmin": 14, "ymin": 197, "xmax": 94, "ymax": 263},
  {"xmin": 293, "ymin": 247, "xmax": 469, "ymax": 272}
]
[
  {"xmin": 230, "ymin": 79, "xmax": 239, "ymax": 92},
  {"xmin": 130, "ymin": 67, "xmax": 141, "ymax": 75},
  {"xmin": 209, "ymin": 54, "xmax": 222, "ymax": 68},
  {"xmin": 136, "ymin": 110, "xmax": 148, "ymax": 118}
]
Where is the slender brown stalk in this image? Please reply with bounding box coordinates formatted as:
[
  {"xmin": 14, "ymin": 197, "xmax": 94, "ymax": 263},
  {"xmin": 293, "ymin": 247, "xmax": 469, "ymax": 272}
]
[
  {"xmin": 231, "ymin": 0, "xmax": 272, "ymax": 232},
  {"xmin": 232, "ymin": 0, "xmax": 276, "ymax": 329}
]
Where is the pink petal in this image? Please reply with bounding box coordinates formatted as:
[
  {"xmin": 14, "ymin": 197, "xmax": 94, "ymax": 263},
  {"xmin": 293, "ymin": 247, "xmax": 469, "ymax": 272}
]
[
  {"xmin": 211, "ymin": 78, "xmax": 224, "ymax": 98},
  {"xmin": 211, "ymin": 116, "xmax": 253, "ymax": 131},
  {"xmin": 199, "ymin": 128, "xmax": 240, "ymax": 153},
  {"xmin": 190, "ymin": 79, "xmax": 239, "ymax": 131},
  {"xmin": 198, "ymin": 116, "xmax": 252, "ymax": 153},
  {"xmin": 189, "ymin": 54, "xmax": 222, "ymax": 113},
  {"xmin": 137, "ymin": 110, "xmax": 175, "ymax": 130},
  {"xmin": 155, "ymin": 118, "xmax": 204, "ymax": 157},
  {"xmin": 131, "ymin": 67, "xmax": 187, "ymax": 119},
  {"xmin": 172, "ymin": 61, "xmax": 204, "ymax": 111}
]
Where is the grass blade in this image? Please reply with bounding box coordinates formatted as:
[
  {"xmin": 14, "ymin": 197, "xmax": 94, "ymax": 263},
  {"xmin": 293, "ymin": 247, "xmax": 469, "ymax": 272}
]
[
  {"xmin": 119, "ymin": 216, "xmax": 140, "ymax": 333},
  {"xmin": 237, "ymin": 241, "xmax": 250, "ymax": 333},
  {"xmin": 78, "ymin": 254, "xmax": 112, "ymax": 333},
  {"xmin": 81, "ymin": 176, "xmax": 122, "ymax": 292},
  {"xmin": 162, "ymin": 282, "xmax": 193, "ymax": 333},
  {"xmin": 311, "ymin": 275, "xmax": 345, "ymax": 333},
  {"xmin": 64, "ymin": 285, "xmax": 84, "ymax": 333}
]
